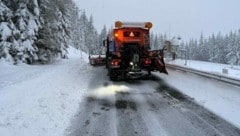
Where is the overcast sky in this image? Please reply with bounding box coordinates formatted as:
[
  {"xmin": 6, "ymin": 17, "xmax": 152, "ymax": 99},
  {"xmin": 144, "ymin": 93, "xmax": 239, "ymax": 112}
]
[{"xmin": 74, "ymin": 0, "xmax": 240, "ymax": 41}]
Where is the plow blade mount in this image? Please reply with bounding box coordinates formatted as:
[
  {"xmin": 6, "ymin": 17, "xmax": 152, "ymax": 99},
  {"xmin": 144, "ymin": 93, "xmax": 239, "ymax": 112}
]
[
  {"xmin": 149, "ymin": 50, "xmax": 168, "ymax": 74},
  {"xmin": 154, "ymin": 58, "xmax": 168, "ymax": 74}
]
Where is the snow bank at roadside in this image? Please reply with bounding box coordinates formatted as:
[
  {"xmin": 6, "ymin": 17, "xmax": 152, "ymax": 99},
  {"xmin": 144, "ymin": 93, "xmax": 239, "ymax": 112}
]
[
  {"xmin": 67, "ymin": 46, "xmax": 89, "ymax": 62},
  {"xmin": 0, "ymin": 47, "xmax": 92, "ymax": 136},
  {"xmin": 166, "ymin": 59, "xmax": 240, "ymax": 79}
]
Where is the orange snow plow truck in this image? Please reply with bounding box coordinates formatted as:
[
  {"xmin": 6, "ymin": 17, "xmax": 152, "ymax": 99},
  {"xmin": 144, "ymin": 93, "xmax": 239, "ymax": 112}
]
[{"xmin": 103, "ymin": 21, "xmax": 168, "ymax": 80}]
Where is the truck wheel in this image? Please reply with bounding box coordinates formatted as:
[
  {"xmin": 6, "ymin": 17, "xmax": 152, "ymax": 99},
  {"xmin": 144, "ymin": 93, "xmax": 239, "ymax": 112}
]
[
  {"xmin": 148, "ymin": 70, "xmax": 151, "ymax": 76},
  {"xmin": 110, "ymin": 76, "xmax": 118, "ymax": 81},
  {"xmin": 145, "ymin": 70, "xmax": 152, "ymax": 80}
]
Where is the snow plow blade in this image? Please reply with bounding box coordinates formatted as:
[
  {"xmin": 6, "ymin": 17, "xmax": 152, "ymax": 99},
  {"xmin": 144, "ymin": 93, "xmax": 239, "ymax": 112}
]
[
  {"xmin": 89, "ymin": 55, "xmax": 106, "ymax": 66},
  {"xmin": 149, "ymin": 50, "xmax": 168, "ymax": 74}
]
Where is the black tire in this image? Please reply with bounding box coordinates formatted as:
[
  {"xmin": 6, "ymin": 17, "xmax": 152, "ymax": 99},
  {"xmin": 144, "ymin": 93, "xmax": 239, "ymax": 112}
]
[
  {"xmin": 109, "ymin": 69, "xmax": 117, "ymax": 81},
  {"xmin": 110, "ymin": 76, "xmax": 117, "ymax": 81},
  {"xmin": 148, "ymin": 70, "xmax": 152, "ymax": 76}
]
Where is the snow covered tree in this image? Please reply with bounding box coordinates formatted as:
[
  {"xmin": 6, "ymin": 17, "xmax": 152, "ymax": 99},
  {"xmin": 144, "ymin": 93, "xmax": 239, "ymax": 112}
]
[
  {"xmin": 0, "ymin": 1, "xmax": 18, "ymax": 63},
  {"xmin": 78, "ymin": 11, "xmax": 88, "ymax": 52},
  {"xmin": 98, "ymin": 25, "xmax": 107, "ymax": 54},
  {"xmin": 0, "ymin": 0, "xmax": 83, "ymax": 64},
  {"xmin": 187, "ymin": 38, "xmax": 198, "ymax": 60},
  {"xmin": 181, "ymin": 29, "xmax": 240, "ymax": 65},
  {"xmin": 78, "ymin": 13, "xmax": 99, "ymax": 54},
  {"xmin": 36, "ymin": 0, "xmax": 74, "ymax": 63},
  {"xmin": 85, "ymin": 15, "xmax": 98, "ymax": 54},
  {"xmin": 152, "ymin": 35, "xmax": 159, "ymax": 50},
  {"xmin": 149, "ymin": 32, "xmax": 154, "ymax": 49},
  {"xmin": 13, "ymin": 0, "xmax": 40, "ymax": 64},
  {"xmin": 196, "ymin": 33, "xmax": 210, "ymax": 61},
  {"xmin": 227, "ymin": 30, "xmax": 240, "ymax": 65},
  {"xmin": 215, "ymin": 32, "xmax": 228, "ymax": 63},
  {"xmin": 68, "ymin": 5, "xmax": 81, "ymax": 50},
  {"xmin": 0, "ymin": 0, "xmax": 100, "ymax": 64},
  {"xmin": 149, "ymin": 33, "xmax": 169, "ymax": 50},
  {"xmin": 1, "ymin": 0, "xmax": 42, "ymax": 64},
  {"xmin": 208, "ymin": 34, "xmax": 217, "ymax": 62},
  {"xmin": 158, "ymin": 34, "xmax": 167, "ymax": 49}
]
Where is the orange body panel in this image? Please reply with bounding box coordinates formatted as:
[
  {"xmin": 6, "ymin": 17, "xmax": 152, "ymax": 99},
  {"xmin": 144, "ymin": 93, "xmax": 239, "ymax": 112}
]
[{"xmin": 111, "ymin": 28, "xmax": 150, "ymax": 53}]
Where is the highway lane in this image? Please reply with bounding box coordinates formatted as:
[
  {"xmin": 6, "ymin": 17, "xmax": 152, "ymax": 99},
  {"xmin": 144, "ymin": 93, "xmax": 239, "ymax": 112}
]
[{"xmin": 66, "ymin": 67, "xmax": 240, "ymax": 136}]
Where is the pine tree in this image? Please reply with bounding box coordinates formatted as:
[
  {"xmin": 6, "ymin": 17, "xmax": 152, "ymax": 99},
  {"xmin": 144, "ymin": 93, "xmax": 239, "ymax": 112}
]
[
  {"xmin": 68, "ymin": 5, "xmax": 81, "ymax": 50},
  {"xmin": 237, "ymin": 29, "xmax": 240, "ymax": 65},
  {"xmin": 153, "ymin": 35, "xmax": 159, "ymax": 50},
  {"xmin": 0, "ymin": 1, "xmax": 18, "ymax": 63},
  {"xmin": 78, "ymin": 11, "xmax": 88, "ymax": 52},
  {"xmin": 215, "ymin": 32, "xmax": 228, "ymax": 63},
  {"xmin": 227, "ymin": 30, "xmax": 240, "ymax": 65},
  {"xmin": 13, "ymin": 0, "xmax": 40, "ymax": 64},
  {"xmin": 158, "ymin": 34, "xmax": 166, "ymax": 49},
  {"xmin": 98, "ymin": 25, "xmax": 107, "ymax": 54},
  {"xmin": 86, "ymin": 15, "xmax": 98, "ymax": 54},
  {"xmin": 226, "ymin": 31, "xmax": 237, "ymax": 65},
  {"xmin": 0, "ymin": 0, "xmax": 102, "ymax": 64},
  {"xmin": 149, "ymin": 32, "xmax": 154, "ymax": 49},
  {"xmin": 195, "ymin": 33, "xmax": 208, "ymax": 61},
  {"xmin": 36, "ymin": 0, "xmax": 72, "ymax": 63}
]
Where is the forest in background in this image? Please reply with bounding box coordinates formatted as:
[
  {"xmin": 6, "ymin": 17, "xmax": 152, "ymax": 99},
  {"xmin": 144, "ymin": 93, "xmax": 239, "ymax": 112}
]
[
  {"xmin": 0, "ymin": 0, "xmax": 106, "ymax": 64},
  {"xmin": 0, "ymin": 0, "xmax": 239, "ymax": 65},
  {"xmin": 150, "ymin": 30, "xmax": 240, "ymax": 65}
]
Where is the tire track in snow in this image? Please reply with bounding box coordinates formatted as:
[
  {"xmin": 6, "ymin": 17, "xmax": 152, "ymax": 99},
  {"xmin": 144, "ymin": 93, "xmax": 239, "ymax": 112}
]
[
  {"xmin": 67, "ymin": 67, "xmax": 240, "ymax": 136},
  {"xmin": 115, "ymin": 92, "xmax": 150, "ymax": 136}
]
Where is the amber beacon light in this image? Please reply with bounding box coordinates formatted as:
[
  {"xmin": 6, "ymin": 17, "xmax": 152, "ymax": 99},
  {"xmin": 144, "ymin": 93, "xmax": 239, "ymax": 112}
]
[
  {"xmin": 115, "ymin": 21, "xmax": 122, "ymax": 28},
  {"xmin": 115, "ymin": 21, "xmax": 152, "ymax": 29},
  {"xmin": 145, "ymin": 22, "xmax": 152, "ymax": 29}
]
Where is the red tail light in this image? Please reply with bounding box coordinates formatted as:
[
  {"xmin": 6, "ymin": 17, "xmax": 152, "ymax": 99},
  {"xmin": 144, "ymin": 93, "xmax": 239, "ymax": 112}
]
[
  {"xmin": 144, "ymin": 59, "xmax": 151, "ymax": 65},
  {"xmin": 111, "ymin": 60, "xmax": 119, "ymax": 66}
]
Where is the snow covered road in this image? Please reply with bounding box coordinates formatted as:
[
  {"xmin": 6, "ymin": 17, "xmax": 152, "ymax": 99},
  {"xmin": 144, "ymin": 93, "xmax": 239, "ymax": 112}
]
[{"xmin": 66, "ymin": 67, "xmax": 240, "ymax": 136}]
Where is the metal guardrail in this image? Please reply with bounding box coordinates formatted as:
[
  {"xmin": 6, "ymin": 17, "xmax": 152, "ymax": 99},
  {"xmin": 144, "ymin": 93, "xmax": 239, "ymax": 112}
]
[{"xmin": 166, "ymin": 63, "xmax": 240, "ymax": 86}]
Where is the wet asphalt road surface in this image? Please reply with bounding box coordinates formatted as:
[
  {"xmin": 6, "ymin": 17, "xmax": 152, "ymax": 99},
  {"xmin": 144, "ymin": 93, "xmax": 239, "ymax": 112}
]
[{"xmin": 66, "ymin": 67, "xmax": 240, "ymax": 136}]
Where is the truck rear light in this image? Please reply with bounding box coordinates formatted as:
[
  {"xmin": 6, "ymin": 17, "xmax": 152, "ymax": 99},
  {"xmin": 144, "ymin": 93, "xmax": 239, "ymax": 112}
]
[
  {"xmin": 111, "ymin": 60, "xmax": 119, "ymax": 66},
  {"xmin": 144, "ymin": 59, "xmax": 151, "ymax": 65}
]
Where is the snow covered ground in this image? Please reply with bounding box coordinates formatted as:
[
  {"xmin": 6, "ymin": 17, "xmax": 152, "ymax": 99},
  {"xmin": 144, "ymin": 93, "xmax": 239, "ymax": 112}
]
[
  {"xmin": 166, "ymin": 59, "xmax": 240, "ymax": 79},
  {"xmin": 0, "ymin": 47, "xmax": 91, "ymax": 136},
  {"xmin": 159, "ymin": 59, "xmax": 240, "ymax": 128},
  {"xmin": 1, "ymin": 51, "xmax": 240, "ymax": 136}
]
